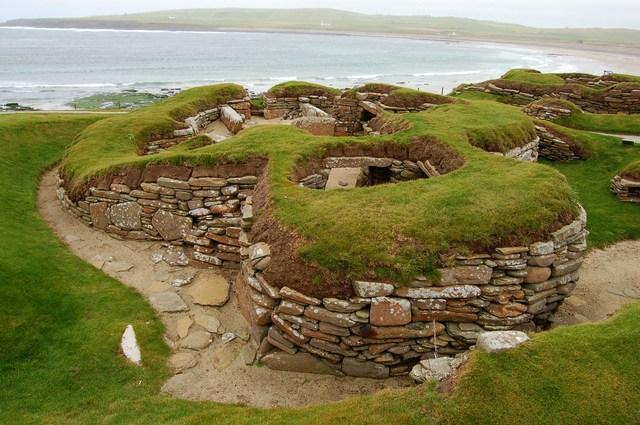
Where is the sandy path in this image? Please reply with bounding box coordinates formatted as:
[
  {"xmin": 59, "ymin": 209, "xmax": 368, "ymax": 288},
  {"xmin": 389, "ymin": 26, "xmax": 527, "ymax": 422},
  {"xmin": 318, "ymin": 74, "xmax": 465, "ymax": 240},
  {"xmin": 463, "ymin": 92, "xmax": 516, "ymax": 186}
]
[
  {"xmin": 38, "ymin": 168, "xmax": 412, "ymax": 408},
  {"xmin": 552, "ymin": 240, "xmax": 640, "ymax": 326}
]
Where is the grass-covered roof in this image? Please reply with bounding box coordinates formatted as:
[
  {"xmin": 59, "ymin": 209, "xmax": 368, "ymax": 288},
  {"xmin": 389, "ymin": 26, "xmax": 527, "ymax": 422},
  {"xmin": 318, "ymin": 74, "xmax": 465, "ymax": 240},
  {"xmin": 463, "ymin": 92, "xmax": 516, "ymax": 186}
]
[{"xmin": 61, "ymin": 83, "xmax": 579, "ymax": 289}]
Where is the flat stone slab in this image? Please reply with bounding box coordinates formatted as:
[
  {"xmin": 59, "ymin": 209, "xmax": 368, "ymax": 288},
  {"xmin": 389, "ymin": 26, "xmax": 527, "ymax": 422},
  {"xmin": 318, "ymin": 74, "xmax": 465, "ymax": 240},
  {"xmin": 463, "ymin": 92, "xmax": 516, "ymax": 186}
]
[
  {"xmin": 476, "ymin": 331, "xmax": 530, "ymax": 353},
  {"xmin": 342, "ymin": 357, "xmax": 389, "ymax": 379},
  {"xmin": 168, "ymin": 351, "xmax": 198, "ymax": 371},
  {"xmin": 193, "ymin": 312, "xmax": 222, "ymax": 333},
  {"xmin": 261, "ymin": 351, "xmax": 341, "ymax": 375},
  {"xmin": 185, "ymin": 275, "xmax": 230, "ymax": 307},
  {"xmin": 210, "ymin": 340, "xmax": 242, "ymax": 370},
  {"xmin": 180, "ymin": 330, "xmax": 213, "ymax": 350},
  {"xmin": 152, "ymin": 210, "xmax": 192, "ymax": 241},
  {"xmin": 410, "ymin": 356, "xmax": 465, "ymax": 383},
  {"xmin": 109, "ymin": 202, "xmax": 142, "ymax": 230},
  {"xmin": 149, "ymin": 291, "xmax": 189, "ymax": 313},
  {"xmin": 103, "ymin": 260, "xmax": 134, "ymax": 273},
  {"xmin": 325, "ymin": 167, "xmax": 362, "ymax": 190}
]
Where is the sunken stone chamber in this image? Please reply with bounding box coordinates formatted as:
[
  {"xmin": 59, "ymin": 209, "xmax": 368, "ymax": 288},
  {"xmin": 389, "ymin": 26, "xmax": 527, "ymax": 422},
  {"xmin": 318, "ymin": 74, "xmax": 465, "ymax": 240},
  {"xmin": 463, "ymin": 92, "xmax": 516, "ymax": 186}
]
[{"xmin": 295, "ymin": 138, "xmax": 464, "ymax": 190}]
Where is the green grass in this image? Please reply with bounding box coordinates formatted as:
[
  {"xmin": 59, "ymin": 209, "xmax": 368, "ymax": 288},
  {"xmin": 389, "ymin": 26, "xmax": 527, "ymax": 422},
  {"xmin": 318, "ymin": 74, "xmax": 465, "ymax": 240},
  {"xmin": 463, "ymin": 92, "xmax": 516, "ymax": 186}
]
[
  {"xmin": 61, "ymin": 85, "xmax": 575, "ymax": 284},
  {"xmin": 526, "ymin": 97, "xmax": 640, "ymax": 135},
  {"xmin": 344, "ymin": 84, "xmax": 452, "ymax": 108},
  {"xmin": 556, "ymin": 111, "xmax": 640, "ymax": 135},
  {"xmin": 440, "ymin": 302, "xmax": 640, "ymax": 424},
  {"xmin": 7, "ymin": 8, "xmax": 640, "ymax": 48},
  {"xmin": 0, "ymin": 113, "xmax": 444, "ymax": 425},
  {"xmin": 383, "ymin": 88, "xmax": 453, "ymax": 108},
  {"xmin": 267, "ymin": 81, "xmax": 340, "ymax": 98},
  {"xmin": 68, "ymin": 91, "xmax": 167, "ymax": 110},
  {"xmin": 502, "ymin": 69, "xmax": 567, "ymax": 86},
  {"xmin": 2, "ymin": 112, "xmax": 640, "ymax": 425},
  {"xmin": 250, "ymin": 97, "xmax": 265, "ymax": 110},
  {"xmin": 538, "ymin": 125, "xmax": 640, "ymax": 246}
]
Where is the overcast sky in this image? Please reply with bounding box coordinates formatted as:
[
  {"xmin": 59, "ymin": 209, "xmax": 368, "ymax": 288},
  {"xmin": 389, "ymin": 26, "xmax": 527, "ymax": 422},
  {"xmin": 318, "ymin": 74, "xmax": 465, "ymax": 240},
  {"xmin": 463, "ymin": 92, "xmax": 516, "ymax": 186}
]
[{"xmin": 2, "ymin": 0, "xmax": 640, "ymax": 29}]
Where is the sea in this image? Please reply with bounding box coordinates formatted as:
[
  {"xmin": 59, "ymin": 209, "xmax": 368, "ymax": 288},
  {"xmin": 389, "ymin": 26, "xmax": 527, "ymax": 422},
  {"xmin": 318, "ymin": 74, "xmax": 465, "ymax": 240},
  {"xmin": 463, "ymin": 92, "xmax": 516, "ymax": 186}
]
[{"xmin": 0, "ymin": 26, "xmax": 621, "ymax": 110}]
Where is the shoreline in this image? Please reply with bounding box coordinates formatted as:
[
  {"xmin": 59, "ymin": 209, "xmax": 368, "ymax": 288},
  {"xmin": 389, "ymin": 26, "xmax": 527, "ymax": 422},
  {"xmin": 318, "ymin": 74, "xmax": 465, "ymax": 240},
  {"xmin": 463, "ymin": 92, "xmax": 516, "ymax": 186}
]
[
  {"xmin": 3, "ymin": 23, "xmax": 640, "ymax": 59},
  {"xmin": 3, "ymin": 25, "xmax": 640, "ymax": 110}
]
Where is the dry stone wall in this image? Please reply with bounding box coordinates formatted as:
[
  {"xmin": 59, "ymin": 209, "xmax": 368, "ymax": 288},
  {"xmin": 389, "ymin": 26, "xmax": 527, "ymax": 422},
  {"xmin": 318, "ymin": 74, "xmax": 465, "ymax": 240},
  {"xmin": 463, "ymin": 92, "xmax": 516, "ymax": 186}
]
[
  {"xmin": 459, "ymin": 82, "xmax": 640, "ymax": 114},
  {"xmin": 57, "ymin": 164, "xmax": 262, "ymax": 270},
  {"xmin": 535, "ymin": 124, "xmax": 583, "ymax": 161},
  {"xmin": 611, "ymin": 175, "xmax": 640, "ymax": 202},
  {"xmin": 524, "ymin": 102, "xmax": 573, "ymax": 121},
  {"xmin": 264, "ymin": 94, "xmax": 335, "ymax": 120},
  {"xmin": 495, "ymin": 138, "xmax": 539, "ymax": 162},
  {"xmin": 57, "ymin": 84, "xmax": 589, "ymax": 378},
  {"xmin": 238, "ymin": 206, "xmax": 587, "ymax": 378},
  {"xmin": 264, "ymin": 90, "xmax": 437, "ymax": 137},
  {"xmin": 57, "ymin": 153, "xmax": 587, "ymax": 377}
]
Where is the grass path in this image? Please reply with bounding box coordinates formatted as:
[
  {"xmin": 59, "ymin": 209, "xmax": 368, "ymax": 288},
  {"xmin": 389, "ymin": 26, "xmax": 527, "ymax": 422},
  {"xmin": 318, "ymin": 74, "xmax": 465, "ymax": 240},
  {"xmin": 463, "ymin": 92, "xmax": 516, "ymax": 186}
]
[
  {"xmin": 543, "ymin": 130, "xmax": 640, "ymax": 246},
  {"xmin": 1, "ymin": 114, "xmax": 639, "ymax": 424}
]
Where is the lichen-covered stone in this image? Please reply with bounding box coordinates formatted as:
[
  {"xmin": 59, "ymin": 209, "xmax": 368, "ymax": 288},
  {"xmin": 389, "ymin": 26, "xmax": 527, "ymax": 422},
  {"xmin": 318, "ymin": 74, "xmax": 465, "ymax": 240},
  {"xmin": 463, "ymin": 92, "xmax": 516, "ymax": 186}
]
[
  {"xmin": 109, "ymin": 202, "xmax": 142, "ymax": 230},
  {"xmin": 152, "ymin": 210, "xmax": 192, "ymax": 240},
  {"xmin": 476, "ymin": 331, "xmax": 530, "ymax": 353},
  {"xmin": 369, "ymin": 297, "xmax": 411, "ymax": 326},
  {"xmin": 352, "ymin": 281, "xmax": 394, "ymax": 297}
]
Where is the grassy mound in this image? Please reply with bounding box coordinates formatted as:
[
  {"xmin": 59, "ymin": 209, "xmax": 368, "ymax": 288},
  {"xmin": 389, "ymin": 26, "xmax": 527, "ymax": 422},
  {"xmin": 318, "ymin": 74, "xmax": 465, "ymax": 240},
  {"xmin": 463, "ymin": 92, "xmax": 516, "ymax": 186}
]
[
  {"xmin": 621, "ymin": 160, "xmax": 640, "ymax": 181},
  {"xmin": 62, "ymin": 83, "xmax": 245, "ymax": 166},
  {"xmin": 2, "ymin": 113, "xmax": 640, "ymax": 424},
  {"xmin": 486, "ymin": 69, "xmax": 640, "ymax": 102},
  {"xmin": 266, "ymin": 81, "xmax": 340, "ymax": 98},
  {"xmin": 344, "ymin": 84, "xmax": 453, "ymax": 108},
  {"xmin": 502, "ymin": 69, "xmax": 567, "ymax": 86},
  {"xmin": 383, "ymin": 88, "xmax": 453, "ymax": 108},
  {"xmin": 532, "ymin": 97, "xmax": 640, "ymax": 135},
  {"xmin": 61, "ymin": 84, "xmax": 576, "ymax": 288},
  {"xmin": 345, "ymin": 82, "xmax": 401, "ymax": 95}
]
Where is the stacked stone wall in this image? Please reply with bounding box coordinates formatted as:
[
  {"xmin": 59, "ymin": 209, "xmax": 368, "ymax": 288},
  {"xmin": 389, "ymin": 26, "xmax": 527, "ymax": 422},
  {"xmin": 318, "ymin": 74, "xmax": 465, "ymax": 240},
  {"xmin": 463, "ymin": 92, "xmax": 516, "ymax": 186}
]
[
  {"xmin": 238, "ymin": 206, "xmax": 586, "ymax": 378},
  {"xmin": 534, "ymin": 124, "xmax": 583, "ymax": 161},
  {"xmin": 524, "ymin": 102, "xmax": 573, "ymax": 121},
  {"xmin": 57, "ymin": 164, "xmax": 262, "ymax": 269},
  {"xmin": 459, "ymin": 82, "xmax": 640, "ymax": 114},
  {"xmin": 494, "ymin": 138, "xmax": 539, "ymax": 162},
  {"xmin": 611, "ymin": 176, "xmax": 640, "ymax": 202},
  {"xmin": 263, "ymin": 95, "xmax": 335, "ymax": 120}
]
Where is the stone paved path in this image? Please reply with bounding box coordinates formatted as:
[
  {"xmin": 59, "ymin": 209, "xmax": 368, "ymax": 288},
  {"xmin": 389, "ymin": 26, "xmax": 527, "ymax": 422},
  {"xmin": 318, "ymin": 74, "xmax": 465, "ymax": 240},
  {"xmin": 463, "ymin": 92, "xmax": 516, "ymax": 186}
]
[{"xmin": 39, "ymin": 168, "xmax": 412, "ymax": 408}]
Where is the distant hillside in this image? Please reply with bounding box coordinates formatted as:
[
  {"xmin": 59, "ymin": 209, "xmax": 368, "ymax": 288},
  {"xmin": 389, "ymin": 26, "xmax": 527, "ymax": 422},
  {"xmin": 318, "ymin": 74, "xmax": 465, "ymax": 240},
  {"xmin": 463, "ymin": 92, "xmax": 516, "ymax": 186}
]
[{"xmin": 5, "ymin": 8, "xmax": 640, "ymax": 48}]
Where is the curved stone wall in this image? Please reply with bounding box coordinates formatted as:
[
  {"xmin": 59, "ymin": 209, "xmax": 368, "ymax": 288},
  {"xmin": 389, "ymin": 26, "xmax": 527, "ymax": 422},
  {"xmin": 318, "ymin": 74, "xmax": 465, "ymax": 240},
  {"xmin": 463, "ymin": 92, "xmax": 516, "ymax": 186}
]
[
  {"xmin": 57, "ymin": 162, "xmax": 265, "ymax": 269},
  {"xmin": 238, "ymin": 207, "xmax": 586, "ymax": 377}
]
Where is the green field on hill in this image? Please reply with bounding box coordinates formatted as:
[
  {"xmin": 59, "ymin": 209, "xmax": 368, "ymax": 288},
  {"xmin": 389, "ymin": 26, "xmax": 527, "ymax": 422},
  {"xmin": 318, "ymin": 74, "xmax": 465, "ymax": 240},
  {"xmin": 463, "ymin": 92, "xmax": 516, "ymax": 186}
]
[{"xmin": 5, "ymin": 8, "xmax": 640, "ymax": 48}]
